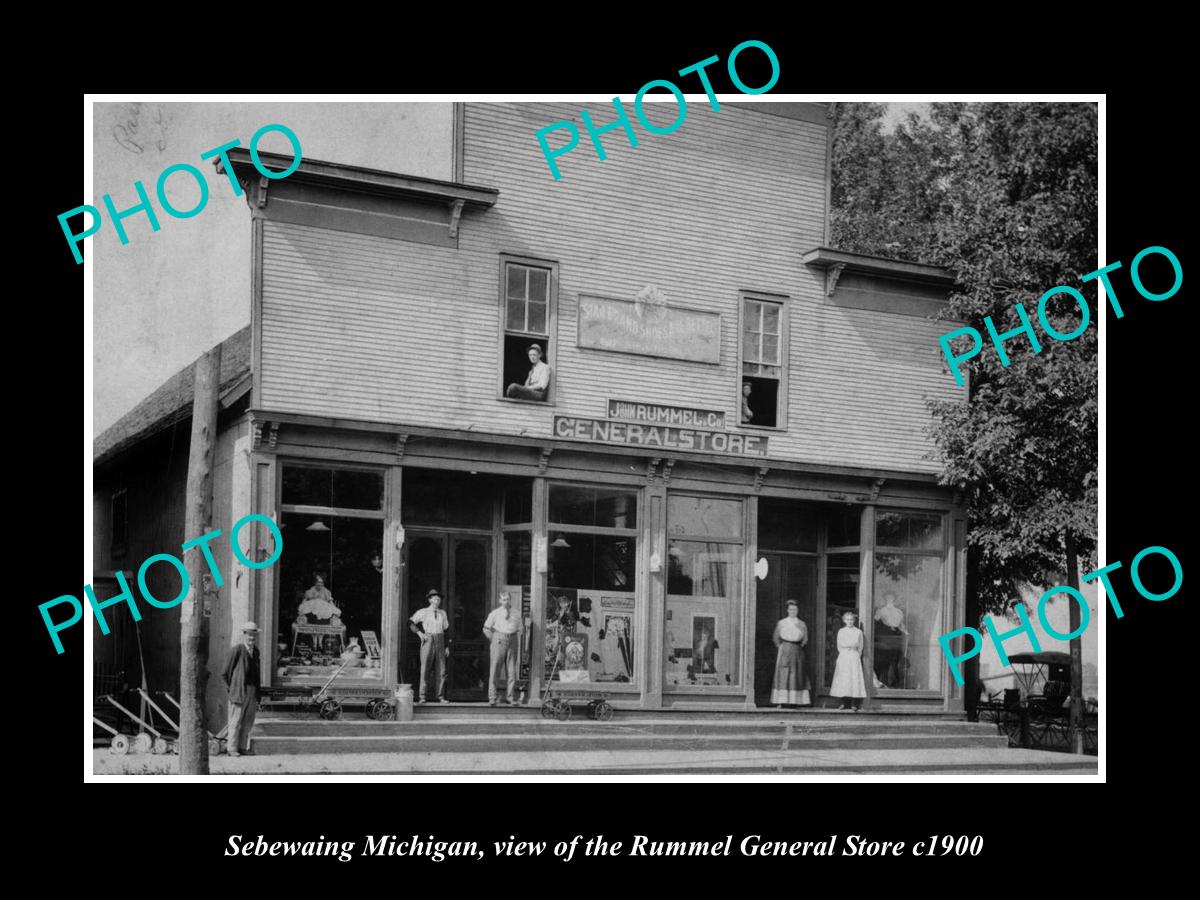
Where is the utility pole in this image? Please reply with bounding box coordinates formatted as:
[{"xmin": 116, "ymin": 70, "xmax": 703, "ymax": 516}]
[
  {"xmin": 179, "ymin": 346, "xmax": 221, "ymax": 774},
  {"xmin": 1065, "ymin": 531, "xmax": 1085, "ymax": 755}
]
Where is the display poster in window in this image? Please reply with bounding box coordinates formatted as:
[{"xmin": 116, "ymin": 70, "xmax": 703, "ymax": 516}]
[
  {"xmin": 558, "ymin": 633, "xmax": 590, "ymax": 683},
  {"xmin": 505, "ymin": 584, "xmax": 533, "ymax": 682},
  {"xmin": 545, "ymin": 587, "xmax": 578, "ymax": 681},
  {"xmin": 360, "ymin": 630, "xmax": 381, "ymax": 660}
]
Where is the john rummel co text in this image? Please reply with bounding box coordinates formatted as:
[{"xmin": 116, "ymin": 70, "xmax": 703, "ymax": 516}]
[{"xmin": 227, "ymin": 833, "xmax": 983, "ymax": 862}]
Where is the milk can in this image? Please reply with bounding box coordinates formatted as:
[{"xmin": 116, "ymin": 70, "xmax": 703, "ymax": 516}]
[{"xmin": 394, "ymin": 684, "xmax": 415, "ymax": 722}]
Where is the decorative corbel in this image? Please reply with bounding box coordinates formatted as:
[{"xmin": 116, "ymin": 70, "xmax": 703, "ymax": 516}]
[
  {"xmin": 870, "ymin": 478, "xmax": 886, "ymax": 502},
  {"xmin": 394, "ymin": 433, "xmax": 409, "ymax": 460},
  {"xmin": 251, "ymin": 420, "xmax": 264, "ymax": 450},
  {"xmin": 448, "ymin": 199, "xmax": 465, "ymax": 238},
  {"xmin": 538, "ymin": 446, "xmax": 554, "ymax": 474},
  {"xmin": 257, "ymin": 176, "xmax": 271, "ymax": 209},
  {"xmin": 754, "ymin": 466, "xmax": 770, "ymax": 492},
  {"xmin": 661, "ymin": 458, "xmax": 676, "ymax": 485},
  {"xmin": 267, "ymin": 422, "xmax": 280, "ymax": 451},
  {"xmin": 826, "ymin": 263, "xmax": 846, "ymax": 298},
  {"xmin": 646, "ymin": 457, "xmax": 661, "ymax": 483}
]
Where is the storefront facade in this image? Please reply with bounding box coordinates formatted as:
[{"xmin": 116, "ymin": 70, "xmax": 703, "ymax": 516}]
[{"xmin": 222, "ymin": 101, "xmax": 968, "ymax": 712}]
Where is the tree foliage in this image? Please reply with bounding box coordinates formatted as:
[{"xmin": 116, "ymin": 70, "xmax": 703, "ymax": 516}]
[{"xmin": 830, "ymin": 103, "xmax": 1098, "ymax": 614}]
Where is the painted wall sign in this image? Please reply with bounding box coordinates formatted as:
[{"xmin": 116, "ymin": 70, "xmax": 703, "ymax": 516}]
[
  {"xmin": 607, "ymin": 399, "xmax": 726, "ymax": 429},
  {"xmin": 554, "ymin": 416, "xmax": 768, "ymax": 457},
  {"xmin": 578, "ymin": 295, "xmax": 721, "ymax": 364}
]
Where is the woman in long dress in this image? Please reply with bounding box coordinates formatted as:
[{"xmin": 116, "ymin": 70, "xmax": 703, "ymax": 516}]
[
  {"xmin": 771, "ymin": 600, "xmax": 811, "ymax": 707},
  {"xmin": 829, "ymin": 610, "xmax": 867, "ymax": 710}
]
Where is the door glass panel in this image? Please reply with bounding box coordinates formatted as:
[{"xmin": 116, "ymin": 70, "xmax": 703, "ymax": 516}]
[
  {"xmin": 824, "ymin": 552, "xmax": 860, "ymax": 688},
  {"xmin": 448, "ymin": 539, "xmax": 489, "ymax": 700}
]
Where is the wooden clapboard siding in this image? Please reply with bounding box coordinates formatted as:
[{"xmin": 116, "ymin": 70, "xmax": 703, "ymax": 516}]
[{"xmin": 258, "ymin": 101, "xmax": 962, "ymax": 475}]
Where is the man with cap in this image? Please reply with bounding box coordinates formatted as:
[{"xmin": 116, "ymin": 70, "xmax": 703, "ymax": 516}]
[
  {"xmin": 222, "ymin": 622, "xmax": 261, "ymax": 757},
  {"xmin": 483, "ymin": 591, "xmax": 521, "ymax": 706},
  {"xmin": 505, "ymin": 343, "xmax": 551, "ymax": 401},
  {"xmin": 409, "ymin": 589, "xmax": 451, "ymax": 703}
]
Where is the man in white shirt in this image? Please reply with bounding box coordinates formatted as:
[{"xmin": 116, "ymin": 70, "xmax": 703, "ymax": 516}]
[
  {"xmin": 409, "ymin": 589, "xmax": 450, "ymax": 703},
  {"xmin": 482, "ymin": 592, "xmax": 522, "ymax": 706},
  {"xmin": 505, "ymin": 343, "xmax": 551, "ymax": 401}
]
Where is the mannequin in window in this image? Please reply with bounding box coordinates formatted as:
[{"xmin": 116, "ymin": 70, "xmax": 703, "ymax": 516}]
[
  {"xmin": 741, "ymin": 381, "xmax": 754, "ymax": 423},
  {"xmin": 506, "ymin": 343, "xmax": 551, "ymax": 401},
  {"xmin": 873, "ymin": 592, "xmax": 908, "ymax": 687},
  {"xmin": 298, "ymin": 573, "xmax": 341, "ymax": 653}
]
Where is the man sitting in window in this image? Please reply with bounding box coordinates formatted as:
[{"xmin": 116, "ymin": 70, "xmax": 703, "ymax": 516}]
[{"xmin": 506, "ymin": 343, "xmax": 551, "ymax": 401}]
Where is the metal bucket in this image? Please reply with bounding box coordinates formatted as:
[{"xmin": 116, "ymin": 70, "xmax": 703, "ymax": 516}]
[{"xmin": 394, "ymin": 684, "xmax": 414, "ymax": 722}]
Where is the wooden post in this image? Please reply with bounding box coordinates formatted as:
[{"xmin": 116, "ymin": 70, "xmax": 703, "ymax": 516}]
[
  {"xmin": 179, "ymin": 346, "xmax": 221, "ymax": 775},
  {"xmin": 1065, "ymin": 531, "xmax": 1085, "ymax": 755}
]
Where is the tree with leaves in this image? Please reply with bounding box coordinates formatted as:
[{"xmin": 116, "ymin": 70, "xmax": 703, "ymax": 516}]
[{"xmin": 830, "ymin": 103, "xmax": 1098, "ymax": 740}]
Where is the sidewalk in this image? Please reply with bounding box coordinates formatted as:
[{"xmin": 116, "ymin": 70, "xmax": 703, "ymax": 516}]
[{"xmin": 93, "ymin": 746, "xmax": 1098, "ymax": 776}]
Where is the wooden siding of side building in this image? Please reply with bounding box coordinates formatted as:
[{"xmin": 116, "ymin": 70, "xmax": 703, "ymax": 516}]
[{"xmin": 258, "ymin": 102, "xmax": 964, "ymax": 475}]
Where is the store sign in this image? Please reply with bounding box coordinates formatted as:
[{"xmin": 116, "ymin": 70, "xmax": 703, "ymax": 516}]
[
  {"xmin": 554, "ymin": 416, "xmax": 768, "ymax": 457},
  {"xmin": 607, "ymin": 399, "xmax": 725, "ymax": 429},
  {"xmin": 578, "ymin": 295, "xmax": 721, "ymax": 364}
]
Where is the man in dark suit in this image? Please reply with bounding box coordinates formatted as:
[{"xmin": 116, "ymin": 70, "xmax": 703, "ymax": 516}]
[{"xmin": 222, "ymin": 621, "xmax": 262, "ymax": 757}]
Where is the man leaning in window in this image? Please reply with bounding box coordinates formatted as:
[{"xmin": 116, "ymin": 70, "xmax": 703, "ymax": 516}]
[{"xmin": 506, "ymin": 343, "xmax": 551, "ymax": 401}]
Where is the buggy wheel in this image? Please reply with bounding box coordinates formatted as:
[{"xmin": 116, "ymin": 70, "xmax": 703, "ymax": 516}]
[
  {"xmin": 110, "ymin": 734, "xmax": 130, "ymax": 755},
  {"xmin": 373, "ymin": 700, "xmax": 395, "ymax": 721},
  {"xmin": 152, "ymin": 736, "xmax": 170, "ymax": 755},
  {"xmin": 540, "ymin": 699, "xmax": 556, "ymax": 719},
  {"xmin": 594, "ymin": 701, "xmax": 614, "ymax": 722},
  {"xmin": 319, "ymin": 699, "xmax": 342, "ymax": 720},
  {"xmin": 553, "ymin": 700, "xmax": 572, "ymax": 721},
  {"xmin": 366, "ymin": 698, "xmax": 381, "ymax": 720},
  {"xmin": 133, "ymin": 732, "xmax": 153, "ymax": 754}
]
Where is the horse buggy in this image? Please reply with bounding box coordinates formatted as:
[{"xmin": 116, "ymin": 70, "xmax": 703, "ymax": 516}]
[{"xmin": 977, "ymin": 651, "xmax": 1097, "ymax": 753}]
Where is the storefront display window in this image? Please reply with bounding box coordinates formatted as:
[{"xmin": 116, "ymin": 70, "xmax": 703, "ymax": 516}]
[
  {"xmin": 665, "ymin": 495, "xmax": 744, "ymax": 688},
  {"xmin": 873, "ymin": 511, "xmax": 944, "ymax": 691},
  {"xmin": 546, "ymin": 485, "xmax": 638, "ymax": 685},
  {"xmin": 277, "ymin": 464, "xmax": 385, "ymax": 684}
]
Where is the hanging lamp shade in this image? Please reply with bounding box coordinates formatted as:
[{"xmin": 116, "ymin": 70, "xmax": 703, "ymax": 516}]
[{"xmin": 306, "ymin": 520, "xmax": 330, "ymax": 532}]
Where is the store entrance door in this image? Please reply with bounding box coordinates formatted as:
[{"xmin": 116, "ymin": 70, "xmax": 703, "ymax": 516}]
[
  {"xmin": 404, "ymin": 532, "xmax": 492, "ymax": 702},
  {"xmin": 753, "ymin": 553, "xmax": 818, "ymax": 706}
]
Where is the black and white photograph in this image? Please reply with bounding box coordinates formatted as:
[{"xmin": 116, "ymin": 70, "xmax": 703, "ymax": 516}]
[{"xmin": 76, "ymin": 92, "xmax": 1122, "ymax": 784}]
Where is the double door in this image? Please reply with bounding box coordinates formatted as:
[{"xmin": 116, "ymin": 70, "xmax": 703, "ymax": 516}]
[{"xmin": 404, "ymin": 532, "xmax": 491, "ymax": 701}]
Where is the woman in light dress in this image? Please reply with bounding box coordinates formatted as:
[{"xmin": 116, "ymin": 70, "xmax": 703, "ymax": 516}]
[
  {"xmin": 829, "ymin": 610, "xmax": 867, "ymax": 710},
  {"xmin": 771, "ymin": 600, "xmax": 811, "ymax": 707}
]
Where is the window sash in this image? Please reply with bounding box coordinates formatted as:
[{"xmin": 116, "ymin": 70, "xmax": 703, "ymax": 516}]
[{"xmin": 505, "ymin": 263, "xmax": 551, "ymax": 336}]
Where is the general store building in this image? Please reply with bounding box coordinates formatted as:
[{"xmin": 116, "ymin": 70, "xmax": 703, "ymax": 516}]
[{"xmin": 93, "ymin": 101, "xmax": 967, "ymax": 724}]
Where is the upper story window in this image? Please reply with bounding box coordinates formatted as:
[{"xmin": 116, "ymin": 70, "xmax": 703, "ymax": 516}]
[
  {"xmin": 740, "ymin": 294, "xmax": 788, "ymax": 428},
  {"xmin": 500, "ymin": 256, "xmax": 557, "ymax": 403}
]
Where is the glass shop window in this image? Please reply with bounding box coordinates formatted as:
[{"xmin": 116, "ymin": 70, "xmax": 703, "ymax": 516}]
[
  {"xmin": 545, "ymin": 485, "xmax": 639, "ymax": 686},
  {"xmin": 873, "ymin": 511, "xmax": 945, "ymax": 691},
  {"xmin": 276, "ymin": 464, "xmax": 386, "ymax": 684},
  {"xmin": 665, "ymin": 494, "xmax": 744, "ymax": 688},
  {"xmin": 501, "ymin": 259, "xmax": 556, "ymax": 403},
  {"xmin": 741, "ymin": 296, "xmax": 787, "ymax": 428}
]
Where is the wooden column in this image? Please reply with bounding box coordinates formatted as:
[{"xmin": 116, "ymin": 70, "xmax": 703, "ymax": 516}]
[
  {"xmin": 383, "ymin": 465, "xmax": 404, "ymax": 688},
  {"xmin": 527, "ymin": 477, "xmax": 548, "ymax": 704},
  {"xmin": 643, "ymin": 485, "xmax": 666, "ymax": 709},
  {"xmin": 858, "ymin": 504, "xmax": 876, "ymax": 711}
]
